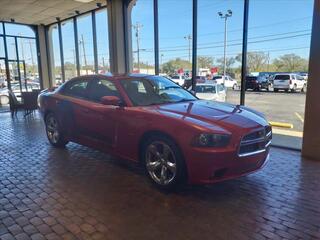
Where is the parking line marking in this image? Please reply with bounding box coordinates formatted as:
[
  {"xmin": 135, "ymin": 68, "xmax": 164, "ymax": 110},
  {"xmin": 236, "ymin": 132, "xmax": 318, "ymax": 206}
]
[
  {"xmin": 295, "ymin": 112, "xmax": 304, "ymax": 123},
  {"xmin": 269, "ymin": 121, "xmax": 293, "ymax": 129},
  {"xmin": 272, "ymin": 128, "xmax": 303, "ymax": 138}
]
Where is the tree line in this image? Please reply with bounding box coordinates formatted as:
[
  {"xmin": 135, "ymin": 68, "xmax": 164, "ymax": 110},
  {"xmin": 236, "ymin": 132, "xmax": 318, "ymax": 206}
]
[{"xmin": 161, "ymin": 52, "xmax": 309, "ymax": 76}]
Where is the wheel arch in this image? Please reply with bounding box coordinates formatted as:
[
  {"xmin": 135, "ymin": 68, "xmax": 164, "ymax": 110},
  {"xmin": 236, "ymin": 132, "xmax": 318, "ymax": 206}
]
[{"xmin": 138, "ymin": 129, "xmax": 189, "ymax": 182}]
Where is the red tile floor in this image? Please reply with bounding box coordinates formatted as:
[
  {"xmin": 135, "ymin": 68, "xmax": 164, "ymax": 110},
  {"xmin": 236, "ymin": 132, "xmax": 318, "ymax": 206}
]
[{"xmin": 0, "ymin": 112, "xmax": 319, "ymax": 240}]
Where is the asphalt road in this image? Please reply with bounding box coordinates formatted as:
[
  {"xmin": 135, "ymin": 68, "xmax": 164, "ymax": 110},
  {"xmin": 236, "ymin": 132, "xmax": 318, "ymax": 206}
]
[{"xmin": 226, "ymin": 89, "xmax": 306, "ymax": 132}]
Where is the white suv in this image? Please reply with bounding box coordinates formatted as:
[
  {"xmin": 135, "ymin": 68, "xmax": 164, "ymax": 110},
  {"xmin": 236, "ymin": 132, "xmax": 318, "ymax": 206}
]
[
  {"xmin": 273, "ymin": 73, "xmax": 306, "ymax": 92},
  {"xmin": 212, "ymin": 75, "xmax": 238, "ymax": 90},
  {"xmin": 170, "ymin": 75, "xmax": 185, "ymax": 86}
]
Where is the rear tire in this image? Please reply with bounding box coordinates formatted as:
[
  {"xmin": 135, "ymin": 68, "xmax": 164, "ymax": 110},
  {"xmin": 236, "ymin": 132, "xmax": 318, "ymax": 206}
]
[
  {"xmin": 142, "ymin": 135, "xmax": 186, "ymax": 190},
  {"xmin": 232, "ymin": 84, "xmax": 237, "ymax": 90},
  {"xmin": 45, "ymin": 113, "xmax": 68, "ymax": 148}
]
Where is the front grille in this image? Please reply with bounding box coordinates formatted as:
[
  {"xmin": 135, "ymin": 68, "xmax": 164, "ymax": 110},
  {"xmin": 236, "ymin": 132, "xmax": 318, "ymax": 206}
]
[{"xmin": 239, "ymin": 126, "xmax": 272, "ymax": 157}]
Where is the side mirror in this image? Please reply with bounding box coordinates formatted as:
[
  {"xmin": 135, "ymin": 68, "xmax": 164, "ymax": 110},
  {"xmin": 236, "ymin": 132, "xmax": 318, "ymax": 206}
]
[
  {"xmin": 189, "ymin": 90, "xmax": 196, "ymax": 95},
  {"xmin": 101, "ymin": 96, "xmax": 121, "ymax": 106}
]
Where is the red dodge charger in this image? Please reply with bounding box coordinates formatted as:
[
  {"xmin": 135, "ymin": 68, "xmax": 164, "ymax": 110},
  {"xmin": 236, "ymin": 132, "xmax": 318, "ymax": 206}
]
[{"xmin": 39, "ymin": 74, "xmax": 272, "ymax": 189}]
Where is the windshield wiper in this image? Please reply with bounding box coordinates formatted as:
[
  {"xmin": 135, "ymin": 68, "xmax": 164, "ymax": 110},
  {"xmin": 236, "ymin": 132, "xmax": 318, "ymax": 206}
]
[
  {"xmin": 173, "ymin": 98, "xmax": 195, "ymax": 103},
  {"xmin": 164, "ymin": 86, "xmax": 181, "ymax": 90}
]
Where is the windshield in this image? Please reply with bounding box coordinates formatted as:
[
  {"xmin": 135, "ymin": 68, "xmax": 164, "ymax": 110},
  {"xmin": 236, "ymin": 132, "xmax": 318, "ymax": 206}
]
[
  {"xmin": 212, "ymin": 76, "xmax": 222, "ymax": 80},
  {"xmin": 121, "ymin": 76, "xmax": 197, "ymax": 106},
  {"xmin": 195, "ymin": 85, "xmax": 216, "ymax": 93}
]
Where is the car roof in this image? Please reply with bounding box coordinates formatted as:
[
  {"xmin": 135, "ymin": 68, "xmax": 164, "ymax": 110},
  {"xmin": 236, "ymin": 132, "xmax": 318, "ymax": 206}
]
[{"xmin": 67, "ymin": 73, "xmax": 155, "ymax": 82}]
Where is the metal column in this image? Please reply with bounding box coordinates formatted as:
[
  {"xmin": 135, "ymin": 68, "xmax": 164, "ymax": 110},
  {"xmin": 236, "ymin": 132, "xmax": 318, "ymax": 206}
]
[
  {"xmin": 92, "ymin": 12, "xmax": 99, "ymax": 74},
  {"xmin": 57, "ymin": 21, "xmax": 65, "ymax": 82},
  {"xmin": 73, "ymin": 18, "xmax": 80, "ymax": 76},
  {"xmin": 240, "ymin": 0, "xmax": 250, "ymax": 105},
  {"xmin": 14, "ymin": 37, "xmax": 22, "ymax": 92},
  {"xmin": 191, "ymin": 0, "xmax": 198, "ymax": 91},
  {"xmin": 153, "ymin": 0, "xmax": 159, "ymax": 75},
  {"xmin": 2, "ymin": 23, "xmax": 11, "ymax": 90}
]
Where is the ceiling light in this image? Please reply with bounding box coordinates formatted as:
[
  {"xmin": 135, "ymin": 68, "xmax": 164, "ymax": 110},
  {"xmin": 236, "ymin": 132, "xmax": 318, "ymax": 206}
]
[{"xmin": 74, "ymin": 0, "xmax": 94, "ymax": 3}]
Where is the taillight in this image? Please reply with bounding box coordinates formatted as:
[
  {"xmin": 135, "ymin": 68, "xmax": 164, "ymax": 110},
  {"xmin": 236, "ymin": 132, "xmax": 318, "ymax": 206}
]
[{"xmin": 289, "ymin": 80, "xmax": 292, "ymax": 84}]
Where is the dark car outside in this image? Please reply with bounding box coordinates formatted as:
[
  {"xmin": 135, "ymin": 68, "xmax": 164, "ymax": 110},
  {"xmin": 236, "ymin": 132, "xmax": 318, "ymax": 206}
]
[{"xmin": 245, "ymin": 76, "xmax": 271, "ymax": 91}]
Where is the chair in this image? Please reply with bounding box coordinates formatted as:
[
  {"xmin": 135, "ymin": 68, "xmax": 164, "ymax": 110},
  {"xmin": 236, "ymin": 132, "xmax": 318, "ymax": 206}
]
[
  {"xmin": 21, "ymin": 91, "xmax": 39, "ymax": 116},
  {"xmin": 8, "ymin": 90, "xmax": 24, "ymax": 116}
]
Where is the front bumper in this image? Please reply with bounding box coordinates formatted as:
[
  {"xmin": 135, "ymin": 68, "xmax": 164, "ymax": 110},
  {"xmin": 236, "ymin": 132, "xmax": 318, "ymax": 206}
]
[{"xmin": 185, "ymin": 146, "xmax": 270, "ymax": 184}]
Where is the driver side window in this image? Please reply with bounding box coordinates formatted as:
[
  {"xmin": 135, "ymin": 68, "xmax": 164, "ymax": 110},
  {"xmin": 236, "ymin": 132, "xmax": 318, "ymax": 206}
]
[{"xmin": 88, "ymin": 79, "xmax": 120, "ymax": 102}]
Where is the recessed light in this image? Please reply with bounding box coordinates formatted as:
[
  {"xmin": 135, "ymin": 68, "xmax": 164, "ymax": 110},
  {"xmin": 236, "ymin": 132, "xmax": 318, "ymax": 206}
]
[{"xmin": 74, "ymin": 0, "xmax": 94, "ymax": 3}]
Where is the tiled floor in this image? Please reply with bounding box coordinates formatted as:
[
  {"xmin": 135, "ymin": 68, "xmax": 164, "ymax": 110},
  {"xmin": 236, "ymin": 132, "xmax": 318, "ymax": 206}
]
[{"xmin": 0, "ymin": 111, "xmax": 319, "ymax": 240}]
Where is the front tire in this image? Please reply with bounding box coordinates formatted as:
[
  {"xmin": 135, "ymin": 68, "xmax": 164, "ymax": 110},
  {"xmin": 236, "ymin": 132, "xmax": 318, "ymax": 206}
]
[
  {"xmin": 45, "ymin": 113, "xmax": 68, "ymax": 148},
  {"xmin": 142, "ymin": 135, "xmax": 186, "ymax": 189}
]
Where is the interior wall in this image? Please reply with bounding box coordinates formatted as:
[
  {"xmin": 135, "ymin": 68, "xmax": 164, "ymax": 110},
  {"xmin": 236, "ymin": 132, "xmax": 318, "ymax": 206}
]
[{"xmin": 302, "ymin": 0, "xmax": 320, "ymax": 160}]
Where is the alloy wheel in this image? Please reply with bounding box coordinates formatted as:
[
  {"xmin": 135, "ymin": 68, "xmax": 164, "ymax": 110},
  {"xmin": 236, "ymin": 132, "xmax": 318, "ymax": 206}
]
[
  {"xmin": 46, "ymin": 116, "xmax": 60, "ymax": 144},
  {"xmin": 145, "ymin": 141, "xmax": 177, "ymax": 186}
]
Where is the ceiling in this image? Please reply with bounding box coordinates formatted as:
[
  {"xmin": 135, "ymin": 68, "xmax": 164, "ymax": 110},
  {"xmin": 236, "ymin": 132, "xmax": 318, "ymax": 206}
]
[{"xmin": 0, "ymin": 0, "xmax": 107, "ymax": 26}]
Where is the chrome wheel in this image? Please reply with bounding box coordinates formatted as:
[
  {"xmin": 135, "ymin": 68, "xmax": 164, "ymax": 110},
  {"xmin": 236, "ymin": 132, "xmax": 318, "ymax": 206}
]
[
  {"xmin": 46, "ymin": 116, "xmax": 60, "ymax": 144},
  {"xmin": 145, "ymin": 141, "xmax": 177, "ymax": 186}
]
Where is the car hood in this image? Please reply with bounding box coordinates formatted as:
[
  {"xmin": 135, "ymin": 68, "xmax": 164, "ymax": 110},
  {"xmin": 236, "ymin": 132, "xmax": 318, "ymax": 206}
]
[{"xmin": 153, "ymin": 100, "xmax": 268, "ymax": 132}]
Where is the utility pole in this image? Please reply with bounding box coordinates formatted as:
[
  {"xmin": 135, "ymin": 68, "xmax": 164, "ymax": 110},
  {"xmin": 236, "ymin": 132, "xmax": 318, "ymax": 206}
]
[
  {"xmin": 160, "ymin": 53, "xmax": 164, "ymax": 72},
  {"xmin": 218, "ymin": 9, "xmax": 232, "ymax": 85},
  {"xmin": 133, "ymin": 22, "xmax": 143, "ymax": 72},
  {"xmin": 184, "ymin": 34, "xmax": 192, "ymax": 63},
  {"xmin": 102, "ymin": 57, "xmax": 105, "ymax": 71},
  {"xmin": 267, "ymin": 51, "xmax": 270, "ymax": 72},
  {"xmin": 80, "ymin": 34, "xmax": 88, "ymax": 74}
]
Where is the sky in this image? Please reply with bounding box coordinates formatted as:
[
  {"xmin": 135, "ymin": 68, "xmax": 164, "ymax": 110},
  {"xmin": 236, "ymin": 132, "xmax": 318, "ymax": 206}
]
[
  {"xmin": 132, "ymin": 0, "xmax": 314, "ymax": 66},
  {"xmin": 0, "ymin": 0, "xmax": 314, "ymax": 70}
]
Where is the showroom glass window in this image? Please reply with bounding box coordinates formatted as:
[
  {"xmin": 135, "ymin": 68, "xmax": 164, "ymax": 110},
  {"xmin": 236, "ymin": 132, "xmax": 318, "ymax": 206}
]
[
  {"xmin": 244, "ymin": 0, "xmax": 313, "ymax": 149},
  {"xmin": 77, "ymin": 14, "xmax": 95, "ymax": 75},
  {"xmin": 95, "ymin": 9, "xmax": 110, "ymax": 73},
  {"xmin": 61, "ymin": 19, "xmax": 76, "ymax": 81},
  {"xmin": 49, "ymin": 24, "xmax": 62, "ymax": 86},
  {"xmin": 130, "ymin": 0, "xmax": 155, "ymax": 74}
]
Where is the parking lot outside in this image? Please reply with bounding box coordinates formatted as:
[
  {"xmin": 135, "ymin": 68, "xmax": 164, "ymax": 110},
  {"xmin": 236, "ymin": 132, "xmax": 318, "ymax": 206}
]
[
  {"xmin": 0, "ymin": 112, "xmax": 320, "ymax": 240},
  {"xmin": 226, "ymin": 89, "xmax": 305, "ymax": 149}
]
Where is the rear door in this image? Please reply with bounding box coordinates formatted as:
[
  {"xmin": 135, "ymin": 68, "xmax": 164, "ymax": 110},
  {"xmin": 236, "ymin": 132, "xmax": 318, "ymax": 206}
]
[
  {"xmin": 57, "ymin": 77, "xmax": 90, "ymax": 139},
  {"xmin": 274, "ymin": 75, "xmax": 290, "ymax": 87}
]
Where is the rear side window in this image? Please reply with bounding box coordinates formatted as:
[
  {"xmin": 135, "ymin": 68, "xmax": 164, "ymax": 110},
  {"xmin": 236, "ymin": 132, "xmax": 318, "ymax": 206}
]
[
  {"xmin": 88, "ymin": 79, "xmax": 120, "ymax": 102},
  {"xmin": 274, "ymin": 75, "xmax": 290, "ymax": 80},
  {"xmin": 63, "ymin": 80, "xmax": 89, "ymax": 99},
  {"xmin": 195, "ymin": 85, "xmax": 216, "ymax": 93}
]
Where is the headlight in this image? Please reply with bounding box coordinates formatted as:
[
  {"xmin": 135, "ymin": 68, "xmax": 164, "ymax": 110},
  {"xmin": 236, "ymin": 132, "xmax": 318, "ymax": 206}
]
[{"xmin": 192, "ymin": 133, "xmax": 231, "ymax": 147}]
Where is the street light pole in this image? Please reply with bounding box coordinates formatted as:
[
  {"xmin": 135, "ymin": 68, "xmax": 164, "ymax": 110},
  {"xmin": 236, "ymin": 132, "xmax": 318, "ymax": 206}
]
[{"xmin": 218, "ymin": 10, "xmax": 232, "ymax": 85}]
